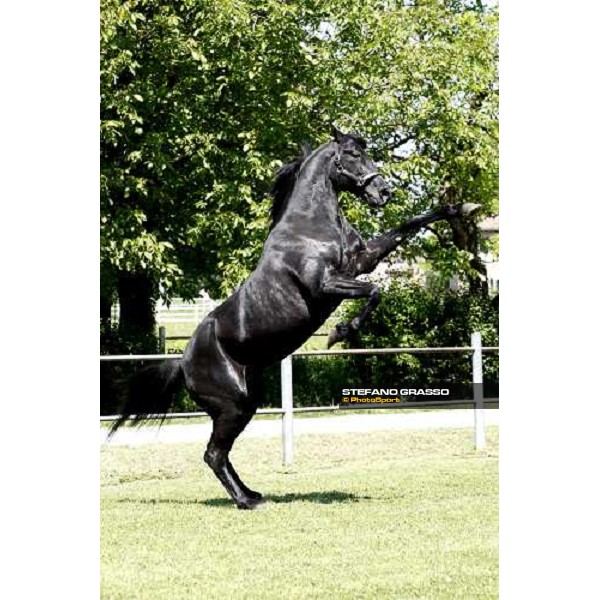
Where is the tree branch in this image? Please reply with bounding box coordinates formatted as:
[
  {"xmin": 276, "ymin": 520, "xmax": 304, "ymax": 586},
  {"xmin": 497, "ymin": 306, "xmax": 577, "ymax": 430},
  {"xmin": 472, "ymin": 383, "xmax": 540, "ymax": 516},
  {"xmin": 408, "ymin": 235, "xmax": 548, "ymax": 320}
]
[{"xmin": 425, "ymin": 225, "xmax": 448, "ymax": 247}]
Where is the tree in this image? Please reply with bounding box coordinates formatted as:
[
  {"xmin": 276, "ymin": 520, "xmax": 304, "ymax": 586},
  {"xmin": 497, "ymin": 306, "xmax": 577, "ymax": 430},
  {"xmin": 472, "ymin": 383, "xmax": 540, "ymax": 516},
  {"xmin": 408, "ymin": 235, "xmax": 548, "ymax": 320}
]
[
  {"xmin": 100, "ymin": 0, "xmax": 498, "ymax": 342},
  {"xmin": 310, "ymin": 0, "xmax": 499, "ymax": 290},
  {"xmin": 101, "ymin": 0, "xmax": 333, "ymax": 340},
  {"xmin": 339, "ymin": 276, "xmax": 499, "ymax": 389}
]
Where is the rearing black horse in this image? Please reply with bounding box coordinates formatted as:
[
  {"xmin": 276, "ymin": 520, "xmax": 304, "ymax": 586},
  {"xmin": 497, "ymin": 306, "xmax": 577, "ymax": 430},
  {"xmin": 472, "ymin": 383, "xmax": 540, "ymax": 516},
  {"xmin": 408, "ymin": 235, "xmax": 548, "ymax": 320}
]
[{"xmin": 109, "ymin": 127, "xmax": 478, "ymax": 509}]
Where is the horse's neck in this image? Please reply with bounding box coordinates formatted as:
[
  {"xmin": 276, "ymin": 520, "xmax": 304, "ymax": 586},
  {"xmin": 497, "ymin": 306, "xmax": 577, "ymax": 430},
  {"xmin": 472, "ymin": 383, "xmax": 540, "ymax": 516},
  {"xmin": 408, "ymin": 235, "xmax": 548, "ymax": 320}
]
[{"xmin": 284, "ymin": 144, "xmax": 341, "ymax": 229}]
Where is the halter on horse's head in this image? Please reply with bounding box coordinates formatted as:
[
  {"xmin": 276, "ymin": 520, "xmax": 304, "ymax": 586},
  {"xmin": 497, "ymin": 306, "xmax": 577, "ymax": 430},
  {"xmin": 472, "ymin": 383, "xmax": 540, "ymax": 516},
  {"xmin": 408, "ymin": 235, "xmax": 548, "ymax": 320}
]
[{"xmin": 330, "ymin": 126, "xmax": 392, "ymax": 207}]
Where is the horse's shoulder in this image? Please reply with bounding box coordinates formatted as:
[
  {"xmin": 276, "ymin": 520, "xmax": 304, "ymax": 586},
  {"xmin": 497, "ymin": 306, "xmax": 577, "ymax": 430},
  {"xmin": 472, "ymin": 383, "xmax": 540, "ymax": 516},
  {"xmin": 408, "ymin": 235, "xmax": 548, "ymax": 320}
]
[{"xmin": 340, "ymin": 216, "xmax": 365, "ymax": 251}]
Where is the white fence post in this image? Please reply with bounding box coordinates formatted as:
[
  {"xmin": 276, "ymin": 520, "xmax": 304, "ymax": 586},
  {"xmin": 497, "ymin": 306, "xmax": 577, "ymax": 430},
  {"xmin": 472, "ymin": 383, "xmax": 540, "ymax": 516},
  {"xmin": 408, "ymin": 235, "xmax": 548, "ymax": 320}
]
[
  {"xmin": 281, "ymin": 355, "xmax": 294, "ymax": 465},
  {"xmin": 471, "ymin": 331, "xmax": 485, "ymax": 450}
]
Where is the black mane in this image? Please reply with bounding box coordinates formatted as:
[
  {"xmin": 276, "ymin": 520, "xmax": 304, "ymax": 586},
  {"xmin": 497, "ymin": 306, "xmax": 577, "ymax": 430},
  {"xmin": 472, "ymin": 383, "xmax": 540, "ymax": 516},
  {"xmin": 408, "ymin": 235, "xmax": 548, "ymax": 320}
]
[
  {"xmin": 269, "ymin": 142, "xmax": 312, "ymax": 227},
  {"xmin": 346, "ymin": 133, "xmax": 367, "ymax": 148}
]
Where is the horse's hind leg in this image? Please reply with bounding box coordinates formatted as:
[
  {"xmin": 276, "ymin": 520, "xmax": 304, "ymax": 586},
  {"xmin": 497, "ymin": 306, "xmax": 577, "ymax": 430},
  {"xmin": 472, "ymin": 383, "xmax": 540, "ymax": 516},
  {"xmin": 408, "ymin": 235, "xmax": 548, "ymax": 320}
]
[
  {"xmin": 183, "ymin": 318, "xmax": 263, "ymax": 508},
  {"xmin": 203, "ymin": 400, "xmax": 262, "ymax": 510}
]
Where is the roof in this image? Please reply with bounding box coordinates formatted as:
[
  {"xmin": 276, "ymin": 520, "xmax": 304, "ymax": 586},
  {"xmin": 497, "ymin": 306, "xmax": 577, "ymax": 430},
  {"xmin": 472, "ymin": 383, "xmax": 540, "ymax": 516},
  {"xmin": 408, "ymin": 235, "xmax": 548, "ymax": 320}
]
[{"xmin": 479, "ymin": 215, "xmax": 499, "ymax": 233}]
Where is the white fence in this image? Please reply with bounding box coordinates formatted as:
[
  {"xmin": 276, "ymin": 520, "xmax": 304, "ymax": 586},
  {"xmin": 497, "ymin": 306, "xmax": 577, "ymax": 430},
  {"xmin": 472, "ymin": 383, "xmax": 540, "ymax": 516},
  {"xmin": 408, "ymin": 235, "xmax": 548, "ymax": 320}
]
[
  {"xmin": 111, "ymin": 297, "xmax": 220, "ymax": 325},
  {"xmin": 100, "ymin": 333, "xmax": 499, "ymax": 464},
  {"xmin": 111, "ymin": 289, "xmax": 498, "ymax": 326}
]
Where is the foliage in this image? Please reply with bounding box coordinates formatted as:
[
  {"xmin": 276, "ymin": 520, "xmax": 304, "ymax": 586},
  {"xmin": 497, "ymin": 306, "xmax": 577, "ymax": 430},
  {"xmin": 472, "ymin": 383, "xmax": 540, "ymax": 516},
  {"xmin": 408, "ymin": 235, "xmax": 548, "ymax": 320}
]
[
  {"xmin": 101, "ymin": 357, "xmax": 351, "ymax": 414},
  {"xmin": 340, "ymin": 277, "xmax": 499, "ymax": 389},
  {"xmin": 100, "ymin": 322, "xmax": 160, "ymax": 356},
  {"xmin": 101, "ymin": 0, "xmax": 498, "ymax": 302},
  {"xmin": 261, "ymin": 357, "xmax": 354, "ymax": 408},
  {"xmin": 100, "ymin": 322, "xmax": 160, "ymax": 414}
]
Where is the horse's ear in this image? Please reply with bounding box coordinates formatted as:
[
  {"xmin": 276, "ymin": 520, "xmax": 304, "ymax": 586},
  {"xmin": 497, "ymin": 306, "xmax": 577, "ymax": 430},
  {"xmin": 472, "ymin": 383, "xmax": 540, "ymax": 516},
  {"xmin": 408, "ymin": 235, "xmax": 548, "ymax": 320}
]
[{"xmin": 331, "ymin": 125, "xmax": 345, "ymax": 142}]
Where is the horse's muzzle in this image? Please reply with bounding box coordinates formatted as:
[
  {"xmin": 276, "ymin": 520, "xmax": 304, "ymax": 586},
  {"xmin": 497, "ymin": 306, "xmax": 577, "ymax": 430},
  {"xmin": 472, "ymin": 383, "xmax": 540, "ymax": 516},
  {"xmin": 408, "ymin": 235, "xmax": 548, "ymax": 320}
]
[{"xmin": 364, "ymin": 177, "xmax": 392, "ymax": 207}]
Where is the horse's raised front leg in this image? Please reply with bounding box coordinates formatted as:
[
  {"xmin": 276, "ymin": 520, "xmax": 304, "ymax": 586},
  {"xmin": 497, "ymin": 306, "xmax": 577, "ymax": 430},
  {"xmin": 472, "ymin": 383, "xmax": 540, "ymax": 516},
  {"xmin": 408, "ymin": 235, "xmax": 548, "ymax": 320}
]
[
  {"xmin": 325, "ymin": 203, "xmax": 481, "ymax": 347},
  {"xmin": 321, "ymin": 276, "xmax": 379, "ymax": 348},
  {"xmin": 355, "ymin": 203, "xmax": 481, "ymax": 275}
]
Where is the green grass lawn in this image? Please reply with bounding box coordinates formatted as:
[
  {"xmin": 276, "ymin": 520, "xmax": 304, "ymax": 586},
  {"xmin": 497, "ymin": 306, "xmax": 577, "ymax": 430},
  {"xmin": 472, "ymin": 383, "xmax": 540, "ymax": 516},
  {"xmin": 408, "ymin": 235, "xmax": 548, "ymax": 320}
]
[{"xmin": 101, "ymin": 426, "xmax": 498, "ymax": 599}]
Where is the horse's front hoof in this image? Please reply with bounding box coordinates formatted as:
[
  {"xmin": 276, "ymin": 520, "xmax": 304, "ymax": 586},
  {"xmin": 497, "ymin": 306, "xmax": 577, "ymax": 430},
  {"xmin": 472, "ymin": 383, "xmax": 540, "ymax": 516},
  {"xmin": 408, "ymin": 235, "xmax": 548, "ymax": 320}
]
[
  {"xmin": 327, "ymin": 323, "xmax": 349, "ymax": 348},
  {"xmin": 236, "ymin": 496, "xmax": 266, "ymax": 510}
]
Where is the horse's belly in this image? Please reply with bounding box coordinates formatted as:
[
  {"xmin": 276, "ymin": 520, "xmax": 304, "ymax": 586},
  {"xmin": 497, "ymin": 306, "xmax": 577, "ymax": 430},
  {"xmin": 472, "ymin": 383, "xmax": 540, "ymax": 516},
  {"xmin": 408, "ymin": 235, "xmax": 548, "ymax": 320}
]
[
  {"xmin": 226, "ymin": 316, "xmax": 314, "ymax": 365},
  {"xmin": 212, "ymin": 270, "xmax": 340, "ymax": 365},
  {"xmin": 216, "ymin": 300, "xmax": 322, "ymax": 365}
]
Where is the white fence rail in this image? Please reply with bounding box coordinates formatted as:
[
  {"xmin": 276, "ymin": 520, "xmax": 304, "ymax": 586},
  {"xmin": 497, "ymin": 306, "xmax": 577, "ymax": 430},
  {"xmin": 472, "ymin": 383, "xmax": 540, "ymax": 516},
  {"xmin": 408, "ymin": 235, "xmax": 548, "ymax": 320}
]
[
  {"xmin": 101, "ymin": 334, "xmax": 499, "ymax": 463},
  {"xmin": 111, "ymin": 297, "xmax": 220, "ymax": 325}
]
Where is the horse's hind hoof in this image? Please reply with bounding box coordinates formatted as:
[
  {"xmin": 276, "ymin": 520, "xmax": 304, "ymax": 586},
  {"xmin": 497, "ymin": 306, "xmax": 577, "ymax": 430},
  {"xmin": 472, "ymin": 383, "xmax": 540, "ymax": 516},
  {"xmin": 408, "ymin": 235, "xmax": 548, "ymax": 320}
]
[{"xmin": 237, "ymin": 496, "xmax": 266, "ymax": 510}]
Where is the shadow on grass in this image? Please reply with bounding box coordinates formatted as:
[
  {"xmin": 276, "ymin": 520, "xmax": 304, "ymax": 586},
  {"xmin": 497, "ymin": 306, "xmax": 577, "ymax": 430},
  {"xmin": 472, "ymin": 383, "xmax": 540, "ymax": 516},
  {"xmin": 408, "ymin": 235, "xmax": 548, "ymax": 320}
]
[
  {"xmin": 203, "ymin": 491, "xmax": 371, "ymax": 507},
  {"xmin": 115, "ymin": 497, "xmax": 207, "ymax": 505},
  {"xmin": 114, "ymin": 491, "xmax": 371, "ymax": 507}
]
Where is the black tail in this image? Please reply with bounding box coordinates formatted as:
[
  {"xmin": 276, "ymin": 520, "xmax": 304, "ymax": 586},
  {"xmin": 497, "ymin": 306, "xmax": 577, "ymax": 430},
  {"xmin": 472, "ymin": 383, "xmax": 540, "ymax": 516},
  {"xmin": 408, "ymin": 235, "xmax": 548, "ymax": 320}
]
[{"xmin": 108, "ymin": 359, "xmax": 185, "ymax": 437}]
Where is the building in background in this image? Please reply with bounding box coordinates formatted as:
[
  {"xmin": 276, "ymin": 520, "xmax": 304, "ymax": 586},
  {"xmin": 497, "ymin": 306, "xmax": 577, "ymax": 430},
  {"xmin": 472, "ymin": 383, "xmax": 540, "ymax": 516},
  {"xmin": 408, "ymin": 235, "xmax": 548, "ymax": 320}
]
[{"xmin": 480, "ymin": 215, "xmax": 499, "ymax": 294}]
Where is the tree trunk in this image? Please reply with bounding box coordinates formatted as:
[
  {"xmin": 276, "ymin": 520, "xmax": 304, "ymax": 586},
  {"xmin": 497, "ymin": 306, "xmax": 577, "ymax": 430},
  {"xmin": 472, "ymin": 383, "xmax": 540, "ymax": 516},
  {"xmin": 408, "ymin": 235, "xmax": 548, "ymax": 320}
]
[
  {"xmin": 117, "ymin": 272, "xmax": 156, "ymax": 336},
  {"xmin": 448, "ymin": 216, "xmax": 489, "ymax": 296},
  {"xmin": 100, "ymin": 292, "xmax": 112, "ymax": 328}
]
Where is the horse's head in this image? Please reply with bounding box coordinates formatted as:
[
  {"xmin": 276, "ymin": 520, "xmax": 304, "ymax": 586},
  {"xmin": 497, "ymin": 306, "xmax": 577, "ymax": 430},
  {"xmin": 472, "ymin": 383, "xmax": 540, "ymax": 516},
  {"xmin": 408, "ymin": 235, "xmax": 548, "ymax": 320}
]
[{"xmin": 330, "ymin": 126, "xmax": 392, "ymax": 207}]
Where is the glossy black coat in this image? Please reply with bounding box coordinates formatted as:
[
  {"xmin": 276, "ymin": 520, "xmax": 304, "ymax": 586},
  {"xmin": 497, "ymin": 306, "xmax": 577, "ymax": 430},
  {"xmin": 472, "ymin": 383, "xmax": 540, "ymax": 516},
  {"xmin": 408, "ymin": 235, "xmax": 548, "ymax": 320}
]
[{"xmin": 110, "ymin": 128, "xmax": 477, "ymax": 509}]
